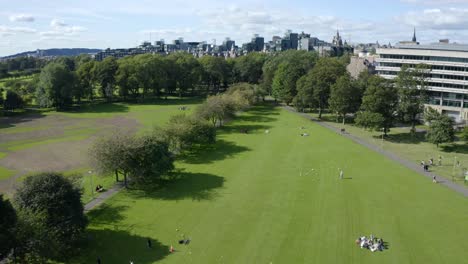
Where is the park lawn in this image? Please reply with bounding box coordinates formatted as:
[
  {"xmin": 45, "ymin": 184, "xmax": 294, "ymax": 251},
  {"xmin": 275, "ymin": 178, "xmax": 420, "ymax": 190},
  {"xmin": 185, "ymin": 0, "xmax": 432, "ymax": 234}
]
[
  {"xmin": 0, "ymin": 166, "xmax": 15, "ymax": 180},
  {"xmin": 73, "ymin": 105, "xmax": 468, "ymax": 264},
  {"xmin": 310, "ymin": 113, "xmax": 468, "ymax": 185}
]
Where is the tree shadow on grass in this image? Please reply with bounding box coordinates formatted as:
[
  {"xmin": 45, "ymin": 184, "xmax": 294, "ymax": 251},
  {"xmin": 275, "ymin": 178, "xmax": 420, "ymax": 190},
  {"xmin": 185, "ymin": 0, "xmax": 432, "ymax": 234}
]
[
  {"xmin": 128, "ymin": 171, "xmax": 225, "ymax": 201},
  {"xmin": 0, "ymin": 111, "xmax": 46, "ymax": 130},
  {"xmin": 87, "ymin": 204, "xmax": 130, "ymax": 224},
  {"xmin": 71, "ymin": 228, "xmax": 169, "ymax": 264},
  {"xmin": 179, "ymin": 139, "xmax": 250, "ymax": 164},
  {"xmin": 372, "ymin": 131, "xmax": 426, "ymax": 144},
  {"xmin": 440, "ymin": 143, "xmax": 468, "ymax": 154},
  {"xmin": 235, "ymin": 114, "xmax": 277, "ymax": 123},
  {"xmin": 67, "ymin": 102, "xmax": 130, "ymax": 114},
  {"xmin": 219, "ymin": 124, "xmax": 272, "ymax": 135}
]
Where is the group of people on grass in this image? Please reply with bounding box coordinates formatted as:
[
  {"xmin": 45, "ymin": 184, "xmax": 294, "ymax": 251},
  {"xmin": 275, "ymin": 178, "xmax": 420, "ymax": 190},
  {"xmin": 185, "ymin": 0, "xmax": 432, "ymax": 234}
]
[
  {"xmin": 355, "ymin": 235, "xmax": 385, "ymax": 252},
  {"xmin": 421, "ymin": 155, "xmax": 444, "ymax": 172}
]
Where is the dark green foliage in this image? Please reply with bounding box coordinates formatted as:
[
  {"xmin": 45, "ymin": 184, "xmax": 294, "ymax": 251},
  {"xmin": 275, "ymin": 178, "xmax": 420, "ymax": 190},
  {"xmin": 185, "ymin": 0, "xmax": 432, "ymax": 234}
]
[
  {"xmin": 233, "ymin": 52, "xmax": 267, "ymax": 84},
  {"xmin": 14, "ymin": 173, "xmax": 87, "ymax": 261},
  {"xmin": 424, "ymin": 107, "xmax": 455, "ymax": 147},
  {"xmin": 309, "ymin": 57, "xmax": 347, "ymax": 118},
  {"xmin": 93, "ymin": 57, "xmax": 118, "ymax": 99},
  {"xmin": 199, "ymin": 56, "xmax": 229, "ymax": 92},
  {"xmin": 164, "ymin": 114, "xmax": 216, "ymax": 153},
  {"xmin": 36, "ymin": 62, "xmax": 76, "ymax": 109},
  {"xmin": 328, "ymin": 74, "xmax": 362, "ymax": 124},
  {"xmin": 0, "ymin": 195, "xmax": 16, "ymax": 261},
  {"xmin": 126, "ymin": 133, "xmax": 175, "ymax": 184},
  {"xmin": 3, "ymin": 90, "xmax": 24, "ymax": 110},
  {"xmin": 76, "ymin": 60, "xmax": 96, "ymax": 101},
  {"xmin": 396, "ymin": 64, "xmax": 428, "ymax": 133},
  {"xmin": 355, "ymin": 76, "xmax": 398, "ymax": 134}
]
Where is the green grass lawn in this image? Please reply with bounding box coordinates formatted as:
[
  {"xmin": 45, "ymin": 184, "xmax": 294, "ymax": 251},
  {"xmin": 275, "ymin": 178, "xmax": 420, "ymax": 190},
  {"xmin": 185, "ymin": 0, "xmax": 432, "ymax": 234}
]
[
  {"xmin": 310, "ymin": 113, "xmax": 468, "ymax": 184},
  {"xmin": 72, "ymin": 105, "xmax": 468, "ymax": 264}
]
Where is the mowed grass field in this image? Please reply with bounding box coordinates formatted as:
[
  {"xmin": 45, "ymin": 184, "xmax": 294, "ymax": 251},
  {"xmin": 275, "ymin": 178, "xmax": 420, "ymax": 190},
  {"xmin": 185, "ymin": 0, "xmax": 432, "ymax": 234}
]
[
  {"xmin": 0, "ymin": 98, "xmax": 201, "ymax": 200},
  {"xmin": 74, "ymin": 105, "xmax": 468, "ymax": 264}
]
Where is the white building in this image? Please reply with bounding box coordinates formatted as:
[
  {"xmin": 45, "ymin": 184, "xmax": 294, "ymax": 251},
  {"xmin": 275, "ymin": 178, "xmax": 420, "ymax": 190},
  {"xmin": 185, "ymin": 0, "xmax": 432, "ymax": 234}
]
[{"xmin": 376, "ymin": 39, "xmax": 468, "ymax": 122}]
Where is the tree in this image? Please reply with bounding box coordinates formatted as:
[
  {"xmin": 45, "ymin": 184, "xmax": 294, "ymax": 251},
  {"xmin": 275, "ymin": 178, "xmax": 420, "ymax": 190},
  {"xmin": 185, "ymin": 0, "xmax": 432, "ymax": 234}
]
[
  {"xmin": 294, "ymin": 73, "xmax": 315, "ymax": 112},
  {"xmin": 0, "ymin": 195, "xmax": 16, "ymax": 261},
  {"xmin": 93, "ymin": 57, "xmax": 118, "ymax": 100},
  {"xmin": 272, "ymin": 62, "xmax": 304, "ymax": 104},
  {"xmin": 125, "ymin": 133, "xmax": 175, "ymax": 184},
  {"xmin": 116, "ymin": 57, "xmax": 139, "ymax": 98},
  {"xmin": 328, "ymin": 74, "xmax": 362, "ymax": 124},
  {"xmin": 195, "ymin": 95, "xmax": 236, "ymax": 127},
  {"xmin": 355, "ymin": 76, "xmax": 398, "ymax": 135},
  {"xmin": 3, "ymin": 90, "xmax": 24, "ymax": 111},
  {"xmin": 76, "ymin": 60, "xmax": 96, "ymax": 101},
  {"xmin": 199, "ymin": 56, "xmax": 229, "ymax": 93},
  {"xmin": 168, "ymin": 53, "xmax": 202, "ymax": 96},
  {"xmin": 424, "ymin": 107, "xmax": 455, "ymax": 148},
  {"xmin": 164, "ymin": 114, "xmax": 216, "ymax": 153},
  {"xmin": 14, "ymin": 173, "xmax": 87, "ymax": 261},
  {"xmin": 396, "ymin": 64, "xmax": 428, "ymax": 134},
  {"xmin": 233, "ymin": 52, "xmax": 267, "ymax": 84},
  {"xmin": 36, "ymin": 62, "xmax": 76, "ymax": 109},
  {"xmin": 90, "ymin": 131, "xmax": 135, "ymax": 187},
  {"xmin": 0, "ymin": 89, "xmax": 4, "ymax": 108},
  {"xmin": 310, "ymin": 57, "xmax": 347, "ymax": 118}
]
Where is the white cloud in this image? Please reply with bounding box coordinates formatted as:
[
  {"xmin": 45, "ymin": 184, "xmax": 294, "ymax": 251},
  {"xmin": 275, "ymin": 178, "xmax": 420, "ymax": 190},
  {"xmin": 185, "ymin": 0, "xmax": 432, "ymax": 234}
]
[
  {"xmin": 43, "ymin": 19, "xmax": 87, "ymax": 37},
  {"xmin": 0, "ymin": 25, "xmax": 37, "ymax": 36},
  {"xmin": 50, "ymin": 18, "xmax": 68, "ymax": 27},
  {"xmin": 400, "ymin": 8, "xmax": 468, "ymax": 30},
  {"xmin": 9, "ymin": 14, "xmax": 35, "ymax": 22}
]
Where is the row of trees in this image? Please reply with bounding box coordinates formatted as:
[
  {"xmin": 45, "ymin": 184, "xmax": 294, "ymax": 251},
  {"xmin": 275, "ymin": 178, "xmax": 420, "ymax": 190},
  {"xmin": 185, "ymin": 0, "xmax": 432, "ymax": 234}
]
[
  {"xmin": 91, "ymin": 83, "xmax": 257, "ymax": 187},
  {"xmin": 0, "ymin": 173, "xmax": 87, "ymax": 263}
]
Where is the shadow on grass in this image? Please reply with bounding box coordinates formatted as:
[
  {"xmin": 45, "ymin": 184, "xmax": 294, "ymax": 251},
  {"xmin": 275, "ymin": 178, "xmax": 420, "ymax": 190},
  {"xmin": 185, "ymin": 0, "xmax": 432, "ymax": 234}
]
[
  {"xmin": 71, "ymin": 228, "xmax": 169, "ymax": 264},
  {"xmin": 87, "ymin": 204, "xmax": 130, "ymax": 224},
  {"xmin": 129, "ymin": 171, "xmax": 225, "ymax": 201},
  {"xmin": 67, "ymin": 102, "xmax": 130, "ymax": 114},
  {"xmin": 179, "ymin": 139, "xmax": 250, "ymax": 164},
  {"xmin": 440, "ymin": 143, "xmax": 468, "ymax": 154},
  {"xmin": 219, "ymin": 124, "xmax": 272, "ymax": 135},
  {"xmin": 0, "ymin": 111, "xmax": 46, "ymax": 130},
  {"xmin": 372, "ymin": 131, "xmax": 426, "ymax": 144},
  {"xmin": 235, "ymin": 114, "xmax": 277, "ymax": 123}
]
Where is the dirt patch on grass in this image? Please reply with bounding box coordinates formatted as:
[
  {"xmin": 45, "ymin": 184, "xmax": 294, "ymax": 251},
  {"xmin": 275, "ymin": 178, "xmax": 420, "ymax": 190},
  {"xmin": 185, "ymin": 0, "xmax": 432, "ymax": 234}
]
[{"xmin": 0, "ymin": 114, "xmax": 141, "ymax": 194}]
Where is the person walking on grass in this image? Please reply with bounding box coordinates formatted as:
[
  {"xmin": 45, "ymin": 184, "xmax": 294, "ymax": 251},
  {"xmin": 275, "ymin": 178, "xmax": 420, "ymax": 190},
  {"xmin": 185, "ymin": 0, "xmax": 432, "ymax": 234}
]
[
  {"xmin": 438, "ymin": 155, "xmax": 442, "ymax": 166},
  {"xmin": 147, "ymin": 238, "xmax": 152, "ymax": 248},
  {"xmin": 339, "ymin": 169, "xmax": 344, "ymax": 180},
  {"xmin": 433, "ymin": 176, "xmax": 437, "ymax": 183}
]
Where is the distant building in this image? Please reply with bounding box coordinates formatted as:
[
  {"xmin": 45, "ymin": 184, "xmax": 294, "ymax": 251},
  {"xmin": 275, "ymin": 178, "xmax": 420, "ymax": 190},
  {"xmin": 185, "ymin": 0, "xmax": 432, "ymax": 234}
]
[{"xmin": 376, "ymin": 32, "xmax": 468, "ymax": 122}]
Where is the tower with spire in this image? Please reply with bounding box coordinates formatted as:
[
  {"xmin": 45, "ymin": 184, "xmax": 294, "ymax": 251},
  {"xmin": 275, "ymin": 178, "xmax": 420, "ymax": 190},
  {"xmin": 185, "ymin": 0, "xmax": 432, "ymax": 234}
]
[
  {"xmin": 412, "ymin": 27, "xmax": 417, "ymax": 42},
  {"xmin": 332, "ymin": 30, "xmax": 343, "ymax": 47}
]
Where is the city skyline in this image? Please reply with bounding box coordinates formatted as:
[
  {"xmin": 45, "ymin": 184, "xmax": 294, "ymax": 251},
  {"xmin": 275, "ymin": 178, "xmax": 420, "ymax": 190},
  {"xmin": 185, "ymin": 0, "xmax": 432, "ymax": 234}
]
[{"xmin": 2, "ymin": 0, "xmax": 468, "ymax": 56}]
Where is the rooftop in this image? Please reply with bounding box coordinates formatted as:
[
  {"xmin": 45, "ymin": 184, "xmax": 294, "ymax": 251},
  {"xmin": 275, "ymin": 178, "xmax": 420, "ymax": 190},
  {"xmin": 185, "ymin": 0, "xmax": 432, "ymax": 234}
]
[{"xmin": 394, "ymin": 43, "xmax": 468, "ymax": 53}]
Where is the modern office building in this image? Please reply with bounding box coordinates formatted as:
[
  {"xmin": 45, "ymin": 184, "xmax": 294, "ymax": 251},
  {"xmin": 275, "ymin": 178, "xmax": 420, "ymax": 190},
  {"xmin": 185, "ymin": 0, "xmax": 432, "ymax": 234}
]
[
  {"xmin": 376, "ymin": 36, "xmax": 468, "ymax": 122},
  {"xmin": 252, "ymin": 34, "xmax": 264, "ymax": 52}
]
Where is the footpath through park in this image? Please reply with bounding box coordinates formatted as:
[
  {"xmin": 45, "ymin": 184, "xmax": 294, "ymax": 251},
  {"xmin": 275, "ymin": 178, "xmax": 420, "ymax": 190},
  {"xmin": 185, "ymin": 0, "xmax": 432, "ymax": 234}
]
[
  {"xmin": 283, "ymin": 106, "xmax": 468, "ymax": 198},
  {"xmin": 84, "ymin": 182, "xmax": 124, "ymax": 212}
]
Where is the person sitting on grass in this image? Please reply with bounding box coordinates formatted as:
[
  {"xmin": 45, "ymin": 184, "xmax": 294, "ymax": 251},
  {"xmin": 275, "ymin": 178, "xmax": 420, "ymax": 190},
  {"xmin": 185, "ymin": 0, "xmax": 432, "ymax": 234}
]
[{"xmin": 95, "ymin": 185, "xmax": 104, "ymax": 192}]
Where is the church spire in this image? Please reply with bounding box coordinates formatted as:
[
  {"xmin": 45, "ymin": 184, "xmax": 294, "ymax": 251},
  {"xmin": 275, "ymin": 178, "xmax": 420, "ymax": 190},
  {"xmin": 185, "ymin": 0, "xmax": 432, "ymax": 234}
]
[{"xmin": 412, "ymin": 27, "xmax": 417, "ymax": 42}]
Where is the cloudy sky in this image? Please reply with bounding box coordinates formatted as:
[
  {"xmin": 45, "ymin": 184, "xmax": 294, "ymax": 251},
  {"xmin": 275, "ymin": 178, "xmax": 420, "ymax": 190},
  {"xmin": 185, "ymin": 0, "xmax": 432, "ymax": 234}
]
[{"xmin": 1, "ymin": 0, "xmax": 468, "ymax": 56}]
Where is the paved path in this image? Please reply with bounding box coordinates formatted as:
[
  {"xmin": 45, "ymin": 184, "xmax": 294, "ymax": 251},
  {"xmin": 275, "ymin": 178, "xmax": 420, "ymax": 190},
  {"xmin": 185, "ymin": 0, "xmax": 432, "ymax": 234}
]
[
  {"xmin": 283, "ymin": 106, "xmax": 468, "ymax": 197},
  {"xmin": 84, "ymin": 182, "xmax": 124, "ymax": 212}
]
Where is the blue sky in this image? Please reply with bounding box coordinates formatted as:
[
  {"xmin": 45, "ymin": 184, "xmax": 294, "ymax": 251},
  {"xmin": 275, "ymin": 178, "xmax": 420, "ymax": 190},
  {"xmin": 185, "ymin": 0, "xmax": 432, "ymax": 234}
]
[{"xmin": 1, "ymin": 0, "xmax": 468, "ymax": 56}]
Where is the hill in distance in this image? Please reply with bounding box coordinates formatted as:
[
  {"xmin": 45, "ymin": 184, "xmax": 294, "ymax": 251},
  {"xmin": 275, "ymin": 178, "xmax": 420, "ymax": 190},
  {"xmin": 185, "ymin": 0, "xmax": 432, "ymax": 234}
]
[{"xmin": 1, "ymin": 48, "xmax": 102, "ymax": 59}]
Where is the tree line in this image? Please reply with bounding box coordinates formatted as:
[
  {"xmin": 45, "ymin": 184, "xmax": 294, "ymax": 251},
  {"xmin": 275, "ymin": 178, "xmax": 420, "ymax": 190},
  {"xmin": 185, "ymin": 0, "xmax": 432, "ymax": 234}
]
[{"xmin": 0, "ymin": 83, "xmax": 259, "ymax": 263}]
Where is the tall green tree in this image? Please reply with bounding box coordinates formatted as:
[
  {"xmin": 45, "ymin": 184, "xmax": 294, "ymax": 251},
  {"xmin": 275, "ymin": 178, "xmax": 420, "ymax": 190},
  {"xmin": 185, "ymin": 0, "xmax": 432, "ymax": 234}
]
[
  {"xmin": 310, "ymin": 57, "xmax": 347, "ymax": 118},
  {"xmin": 233, "ymin": 52, "xmax": 267, "ymax": 84},
  {"xmin": 14, "ymin": 173, "xmax": 87, "ymax": 262},
  {"xmin": 396, "ymin": 64, "xmax": 428, "ymax": 134},
  {"xmin": 93, "ymin": 57, "xmax": 118, "ymax": 100},
  {"xmin": 294, "ymin": 73, "xmax": 315, "ymax": 112},
  {"xmin": 328, "ymin": 74, "xmax": 362, "ymax": 124},
  {"xmin": 272, "ymin": 62, "xmax": 306, "ymax": 105},
  {"xmin": 116, "ymin": 56, "xmax": 139, "ymax": 98},
  {"xmin": 168, "ymin": 53, "xmax": 202, "ymax": 96},
  {"xmin": 3, "ymin": 90, "xmax": 24, "ymax": 111},
  {"xmin": 424, "ymin": 107, "xmax": 455, "ymax": 148},
  {"xmin": 36, "ymin": 62, "xmax": 75, "ymax": 109},
  {"xmin": 0, "ymin": 195, "xmax": 16, "ymax": 261},
  {"xmin": 76, "ymin": 60, "xmax": 96, "ymax": 101},
  {"xmin": 355, "ymin": 76, "xmax": 398, "ymax": 135},
  {"xmin": 199, "ymin": 56, "xmax": 229, "ymax": 93}
]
